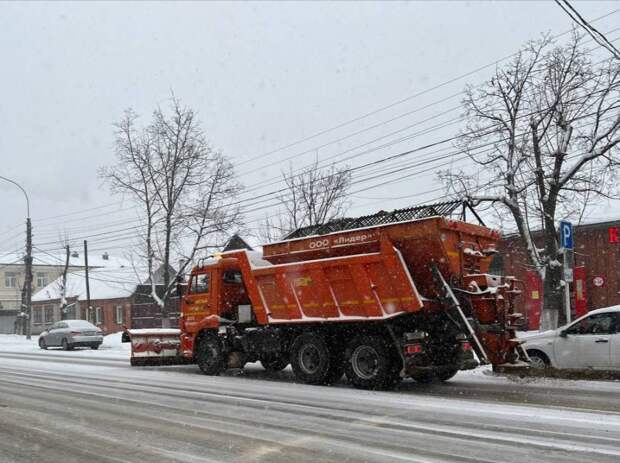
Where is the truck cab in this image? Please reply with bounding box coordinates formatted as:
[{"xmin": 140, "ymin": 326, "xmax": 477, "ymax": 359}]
[{"xmin": 181, "ymin": 258, "xmax": 251, "ymax": 334}]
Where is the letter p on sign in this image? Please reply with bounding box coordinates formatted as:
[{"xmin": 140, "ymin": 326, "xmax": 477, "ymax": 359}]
[{"xmin": 560, "ymin": 220, "xmax": 573, "ymax": 250}]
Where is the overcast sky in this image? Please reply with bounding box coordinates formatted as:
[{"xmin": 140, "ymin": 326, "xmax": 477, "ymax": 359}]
[{"xmin": 1, "ymin": 1, "xmax": 618, "ymax": 256}]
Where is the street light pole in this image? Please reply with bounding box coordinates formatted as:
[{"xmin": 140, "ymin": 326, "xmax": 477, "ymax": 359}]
[{"xmin": 0, "ymin": 175, "xmax": 32, "ymax": 339}]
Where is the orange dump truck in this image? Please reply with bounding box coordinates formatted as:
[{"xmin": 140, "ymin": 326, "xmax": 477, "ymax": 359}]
[{"xmin": 125, "ymin": 201, "xmax": 529, "ymax": 389}]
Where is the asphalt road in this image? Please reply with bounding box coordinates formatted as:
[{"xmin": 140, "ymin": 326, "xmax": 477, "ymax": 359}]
[{"xmin": 1, "ymin": 351, "xmax": 620, "ymax": 463}]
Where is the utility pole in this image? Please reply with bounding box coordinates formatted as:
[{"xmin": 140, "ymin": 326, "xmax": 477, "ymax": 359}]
[
  {"xmin": 60, "ymin": 245, "xmax": 70, "ymax": 320},
  {"xmin": 84, "ymin": 240, "xmax": 92, "ymax": 322},
  {"xmin": 24, "ymin": 218, "xmax": 33, "ymax": 339},
  {"xmin": 0, "ymin": 175, "xmax": 32, "ymax": 340}
]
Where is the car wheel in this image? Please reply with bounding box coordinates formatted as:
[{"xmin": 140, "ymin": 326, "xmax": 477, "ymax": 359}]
[
  {"xmin": 91, "ymin": 344, "xmax": 100, "ymax": 350},
  {"xmin": 38, "ymin": 338, "xmax": 47, "ymax": 350},
  {"xmin": 61, "ymin": 338, "xmax": 73, "ymax": 351},
  {"xmin": 527, "ymin": 350, "xmax": 550, "ymax": 369}
]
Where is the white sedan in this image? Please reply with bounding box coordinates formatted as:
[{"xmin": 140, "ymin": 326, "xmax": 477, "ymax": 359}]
[{"xmin": 522, "ymin": 306, "xmax": 620, "ymax": 371}]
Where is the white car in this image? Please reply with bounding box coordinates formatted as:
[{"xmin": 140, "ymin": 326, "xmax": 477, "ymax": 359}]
[
  {"xmin": 39, "ymin": 319, "xmax": 104, "ymax": 350},
  {"xmin": 522, "ymin": 306, "xmax": 620, "ymax": 371}
]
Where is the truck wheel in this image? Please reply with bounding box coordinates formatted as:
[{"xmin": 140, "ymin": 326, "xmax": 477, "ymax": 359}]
[
  {"xmin": 412, "ymin": 368, "xmax": 457, "ymax": 384},
  {"xmin": 290, "ymin": 333, "xmax": 333, "ymax": 385},
  {"xmin": 196, "ymin": 333, "xmax": 226, "ymax": 376},
  {"xmin": 260, "ymin": 354, "xmax": 289, "ymax": 372},
  {"xmin": 411, "ymin": 371, "xmax": 435, "ymax": 384},
  {"xmin": 436, "ymin": 368, "xmax": 458, "ymax": 382},
  {"xmin": 345, "ymin": 335, "xmax": 399, "ymax": 390}
]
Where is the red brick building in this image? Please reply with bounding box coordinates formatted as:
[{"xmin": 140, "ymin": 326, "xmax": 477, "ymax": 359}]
[
  {"xmin": 31, "ymin": 255, "xmax": 143, "ymax": 335},
  {"xmin": 31, "ymin": 295, "xmax": 133, "ymax": 335},
  {"xmin": 496, "ymin": 219, "xmax": 620, "ymax": 329}
]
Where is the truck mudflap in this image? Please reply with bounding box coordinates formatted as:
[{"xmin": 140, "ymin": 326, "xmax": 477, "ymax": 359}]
[{"xmin": 123, "ymin": 329, "xmax": 190, "ymax": 366}]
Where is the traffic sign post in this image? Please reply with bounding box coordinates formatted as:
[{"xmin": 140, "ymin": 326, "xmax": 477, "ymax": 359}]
[{"xmin": 559, "ymin": 220, "xmax": 573, "ymax": 324}]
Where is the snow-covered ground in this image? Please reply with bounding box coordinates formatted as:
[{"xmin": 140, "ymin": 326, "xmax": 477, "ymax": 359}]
[
  {"xmin": 0, "ymin": 332, "xmax": 130, "ymax": 359},
  {"xmin": 1, "ymin": 342, "xmax": 620, "ymax": 463}
]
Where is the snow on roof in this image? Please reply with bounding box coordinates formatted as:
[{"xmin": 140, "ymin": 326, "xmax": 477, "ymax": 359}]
[
  {"xmin": 0, "ymin": 250, "xmax": 131, "ymax": 269},
  {"xmin": 32, "ymin": 256, "xmax": 145, "ymax": 303}
]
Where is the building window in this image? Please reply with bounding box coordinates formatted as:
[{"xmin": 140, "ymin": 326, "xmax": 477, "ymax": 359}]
[
  {"xmin": 33, "ymin": 308, "xmax": 43, "ymax": 324},
  {"xmin": 44, "ymin": 305, "xmax": 54, "ymax": 323},
  {"xmin": 95, "ymin": 307, "xmax": 103, "ymax": 325},
  {"xmin": 5, "ymin": 272, "xmax": 17, "ymax": 288},
  {"xmin": 36, "ymin": 272, "xmax": 48, "ymax": 288},
  {"xmin": 115, "ymin": 305, "xmax": 124, "ymax": 325}
]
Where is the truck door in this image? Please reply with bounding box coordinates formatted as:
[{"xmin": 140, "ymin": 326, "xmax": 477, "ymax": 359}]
[{"xmin": 185, "ymin": 271, "xmax": 213, "ymax": 318}]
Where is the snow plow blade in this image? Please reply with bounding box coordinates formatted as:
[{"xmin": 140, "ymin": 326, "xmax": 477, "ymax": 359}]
[
  {"xmin": 492, "ymin": 361, "xmax": 531, "ymax": 375},
  {"xmin": 123, "ymin": 329, "xmax": 190, "ymax": 366}
]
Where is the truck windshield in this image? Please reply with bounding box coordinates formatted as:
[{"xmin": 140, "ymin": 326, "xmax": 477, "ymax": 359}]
[{"xmin": 190, "ymin": 274, "xmax": 210, "ymax": 293}]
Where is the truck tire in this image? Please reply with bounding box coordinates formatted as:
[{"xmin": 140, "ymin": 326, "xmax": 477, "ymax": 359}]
[
  {"xmin": 436, "ymin": 368, "xmax": 458, "ymax": 382},
  {"xmin": 412, "ymin": 367, "xmax": 458, "ymax": 384},
  {"xmin": 260, "ymin": 354, "xmax": 289, "ymax": 372},
  {"xmin": 345, "ymin": 335, "xmax": 400, "ymax": 390},
  {"xmin": 196, "ymin": 332, "xmax": 226, "ymax": 376},
  {"xmin": 290, "ymin": 333, "xmax": 334, "ymax": 385}
]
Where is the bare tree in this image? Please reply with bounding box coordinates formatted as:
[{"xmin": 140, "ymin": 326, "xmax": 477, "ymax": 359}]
[
  {"xmin": 101, "ymin": 97, "xmax": 243, "ymax": 326},
  {"xmin": 443, "ymin": 33, "xmax": 620, "ymax": 329},
  {"xmin": 100, "ymin": 109, "xmax": 161, "ymax": 310},
  {"xmin": 261, "ymin": 161, "xmax": 352, "ymax": 241}
]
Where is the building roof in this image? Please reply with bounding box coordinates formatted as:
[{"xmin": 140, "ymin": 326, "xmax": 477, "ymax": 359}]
[
  {"xmin": 0, "ymin": 250, "xmax": 127, "ymax": 268},
  {"xmin": 32, "ymin": 254, "xmax": 145, "ymax": 303},
  {"xmin": 501, "ymin": 217, "xmax": 620, "ymax": 240}
]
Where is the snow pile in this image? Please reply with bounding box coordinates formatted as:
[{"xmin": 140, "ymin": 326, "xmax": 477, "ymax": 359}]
[{"xmin": 0, "ymin": 332, "xmax": 130, "ymax": 359}]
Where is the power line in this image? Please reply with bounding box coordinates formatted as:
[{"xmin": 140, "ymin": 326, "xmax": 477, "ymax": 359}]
[
  {"xmin": 31, "ymin": 102, "xmax": 619, "ymax": 254},
  {"xmin": 231, "ymin": 9, "xmax": 619, "ymax": 168},
  {"xmin": 233, "ymin": 34, "xmax": 620, "ymax": 201},
  {"xmin": 555, "ymin": 0, "xmax": 620, "ymax": 59}
]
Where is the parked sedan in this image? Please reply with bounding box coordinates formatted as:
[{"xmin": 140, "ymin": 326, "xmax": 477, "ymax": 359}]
[
  {"xmin": 523, "ymin": 306, "xmax": 620, "ymax": 371},
  {"xmin": 39, "ymin": 319, "xmax": 104, "ymax": 350}
]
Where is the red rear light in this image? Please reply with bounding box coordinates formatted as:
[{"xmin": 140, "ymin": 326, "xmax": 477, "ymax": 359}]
[
  {"xmin": 461, "ymin": 341, "xmax": 472, "ymax": 351},
  {"xmin": 404, "ymin": 344, "xmax": 423, "ymax": 355}
]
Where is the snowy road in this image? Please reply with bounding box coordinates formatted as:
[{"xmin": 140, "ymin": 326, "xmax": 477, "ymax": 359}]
[{"xmin": 1, "ymin": 341, "xmax": 620, "ymax": 463}]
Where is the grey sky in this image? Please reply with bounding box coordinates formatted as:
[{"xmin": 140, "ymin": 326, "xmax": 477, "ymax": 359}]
[{"xmin": 1, "ymin": 1, "xmax": 618, "ymax": 255}]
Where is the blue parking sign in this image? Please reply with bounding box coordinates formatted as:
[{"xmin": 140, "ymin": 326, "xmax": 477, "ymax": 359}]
[{"xmin": 559, "ymin": 220, "xmax": 573, "ymax": 250}]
